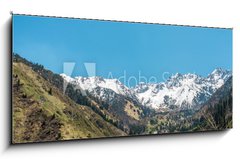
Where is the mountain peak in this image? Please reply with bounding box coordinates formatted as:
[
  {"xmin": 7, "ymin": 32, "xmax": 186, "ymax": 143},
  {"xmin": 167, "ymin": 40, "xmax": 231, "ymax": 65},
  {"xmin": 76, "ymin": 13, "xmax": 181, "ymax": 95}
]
[
  {"xmin": 210, "ymin": 68, "xmax": 229, "ymax": 75},
  {"xmin": 207, "ymin": 68, "xmax": 231, "ymax": 82},
  {"xmin": 60, "ymin": 74, "xmax": 133, "ymax": 99},
  {"xmin": 170, "ymin": 73, "xmax": 183, "ymax": 79}
]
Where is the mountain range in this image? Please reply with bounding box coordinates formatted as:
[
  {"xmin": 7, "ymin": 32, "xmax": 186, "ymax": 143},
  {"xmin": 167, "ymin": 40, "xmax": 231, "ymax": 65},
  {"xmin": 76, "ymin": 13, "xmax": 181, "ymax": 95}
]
[
  {"xmin": 12, "ymin": 53, "xmax": 232, "ymax": 143},
  {"xmin": 61, "ymin": 68, "xmax": 231, "ymax": 111}
]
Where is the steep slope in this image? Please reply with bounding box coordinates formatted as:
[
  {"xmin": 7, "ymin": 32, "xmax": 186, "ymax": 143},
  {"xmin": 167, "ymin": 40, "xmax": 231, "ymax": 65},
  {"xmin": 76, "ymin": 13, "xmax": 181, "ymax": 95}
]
[
  {"xmin": 192, "ymin": 77, "xmax": 232, "ymax": 131},
  {"xmin": 13, "ymin": 54, "xmax": 146, "ymax": 135},
  {"xmin": 12, "ymin": 62, "xmax": 126, "ymax": 143}
]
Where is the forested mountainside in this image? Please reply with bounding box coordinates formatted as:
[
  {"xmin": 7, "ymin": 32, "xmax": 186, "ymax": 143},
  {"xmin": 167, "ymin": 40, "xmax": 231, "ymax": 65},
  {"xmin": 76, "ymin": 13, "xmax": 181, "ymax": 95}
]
[
  {"xmin": 12, "ymin": 54, "xmax": 232, "ymax": 142},
  {"xmin": 13, "ymin": 54, "xmax": 151, "ymax": 135},
  {"xmin": 192, "ymin": 77, "xmax": 232, "ymax": 131},
  {"xmin": 12, "ymin": 60, "xmax": 125, "ymax": 143}
]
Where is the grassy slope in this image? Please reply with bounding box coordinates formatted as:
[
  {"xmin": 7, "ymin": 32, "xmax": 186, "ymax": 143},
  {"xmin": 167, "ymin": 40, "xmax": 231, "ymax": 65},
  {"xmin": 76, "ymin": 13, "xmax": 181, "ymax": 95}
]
[
  {"xmin": 124, "ymin": 101, "xmax": 142, "ymax": 121},
  {"xmin": 12, "ymin": 62, "xmax": 126, "ymax": 144}
]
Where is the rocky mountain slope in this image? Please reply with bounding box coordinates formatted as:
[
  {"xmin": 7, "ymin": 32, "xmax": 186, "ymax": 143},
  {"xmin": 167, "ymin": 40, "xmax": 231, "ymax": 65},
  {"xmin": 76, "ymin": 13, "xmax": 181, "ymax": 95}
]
[
  {"xmin": 134, "ymin": 68, "xmax": 231, "ymax": 110},
  {"xmin": 61, "ymin": 68, "xmax": 231, "ymax": 110}
]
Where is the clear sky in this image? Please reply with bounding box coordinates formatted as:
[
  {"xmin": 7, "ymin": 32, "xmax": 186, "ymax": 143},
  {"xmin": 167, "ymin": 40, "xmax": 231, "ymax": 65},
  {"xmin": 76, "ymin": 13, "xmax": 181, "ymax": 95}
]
[{"xmin": 13, "ymin": 15, "xmax": 232, "ymax": 87}]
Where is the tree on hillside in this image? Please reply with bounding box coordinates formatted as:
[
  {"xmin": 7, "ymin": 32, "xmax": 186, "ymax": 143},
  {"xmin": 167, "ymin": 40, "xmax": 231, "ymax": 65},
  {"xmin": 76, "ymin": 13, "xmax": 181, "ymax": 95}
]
[{"xmin": 48, "ymin": 88, "xmax": 52, "ymax": 95}]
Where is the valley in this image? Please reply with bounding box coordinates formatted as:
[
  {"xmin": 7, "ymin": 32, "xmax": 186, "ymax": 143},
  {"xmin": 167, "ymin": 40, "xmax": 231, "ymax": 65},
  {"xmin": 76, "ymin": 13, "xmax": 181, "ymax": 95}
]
[{"xmin": 12, "ymin": 54, "xmax": 233, "ymax": 143}]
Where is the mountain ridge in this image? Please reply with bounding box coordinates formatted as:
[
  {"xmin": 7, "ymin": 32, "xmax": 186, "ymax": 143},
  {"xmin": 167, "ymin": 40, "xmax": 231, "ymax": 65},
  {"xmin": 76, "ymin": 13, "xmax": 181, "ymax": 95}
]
[{"xmin": 61, "ymin": 68, "xmax": 231, "ymax": 110}]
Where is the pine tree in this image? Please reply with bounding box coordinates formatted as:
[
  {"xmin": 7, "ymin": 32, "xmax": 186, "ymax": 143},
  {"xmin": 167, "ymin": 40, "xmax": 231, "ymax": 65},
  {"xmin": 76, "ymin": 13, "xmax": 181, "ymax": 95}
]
[{"xmin": 48, "ymin": 88, "xmax": 52, "ymax": 95}]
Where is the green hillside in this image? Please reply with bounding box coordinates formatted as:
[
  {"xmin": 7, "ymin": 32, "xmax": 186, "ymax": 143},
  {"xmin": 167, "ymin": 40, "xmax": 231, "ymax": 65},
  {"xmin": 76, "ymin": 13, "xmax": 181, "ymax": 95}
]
[{"xmin": 12, "ymin": 62, "xmax": 126, "ymax": 144}]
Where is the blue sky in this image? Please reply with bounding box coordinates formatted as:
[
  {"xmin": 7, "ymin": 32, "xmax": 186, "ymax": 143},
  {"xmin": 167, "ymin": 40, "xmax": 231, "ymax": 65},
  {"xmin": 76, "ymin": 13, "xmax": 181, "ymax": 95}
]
[{"xmin": 13, "ymin": 15, "xmax": 232, "ymax": 87}]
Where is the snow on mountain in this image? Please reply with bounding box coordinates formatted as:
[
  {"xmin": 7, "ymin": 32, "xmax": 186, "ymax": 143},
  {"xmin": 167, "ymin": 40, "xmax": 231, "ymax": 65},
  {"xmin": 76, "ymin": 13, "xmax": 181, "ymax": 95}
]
[
  {"xmin": 60, "ymin": 74, "xmax": 135, "ymax": 102},
  {"xmin": 207, "ymin": 68, "xmax": 232, "ymax": 88},
  {"xmin": 133, "ymin": 68, "xmax": 231, "ymax": 109},
  {"xmin": 60, "ymin": 68, "xmax": 231, "ymax": 110}
]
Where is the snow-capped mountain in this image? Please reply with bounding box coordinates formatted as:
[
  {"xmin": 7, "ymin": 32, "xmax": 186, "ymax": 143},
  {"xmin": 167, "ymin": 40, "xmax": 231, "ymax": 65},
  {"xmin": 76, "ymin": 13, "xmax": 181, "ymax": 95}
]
[
  {"xmin": 133, "ymin": 68, "xmax": 231, "ymax": 109},
  {"xmin": 60, "ymin": 74, "xmax": 136, "ymax": 102},
  {"xmin": 60, "ymin": 68, "xmax": 231, "ymax": 110}
]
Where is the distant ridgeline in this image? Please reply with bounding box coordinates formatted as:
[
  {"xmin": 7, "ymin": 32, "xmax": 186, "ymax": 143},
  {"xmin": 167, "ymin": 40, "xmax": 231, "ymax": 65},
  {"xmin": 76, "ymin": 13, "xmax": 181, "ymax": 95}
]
[{"xmin": 12, "ymin": 53, "xmax": 232, "ymax": 143}]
